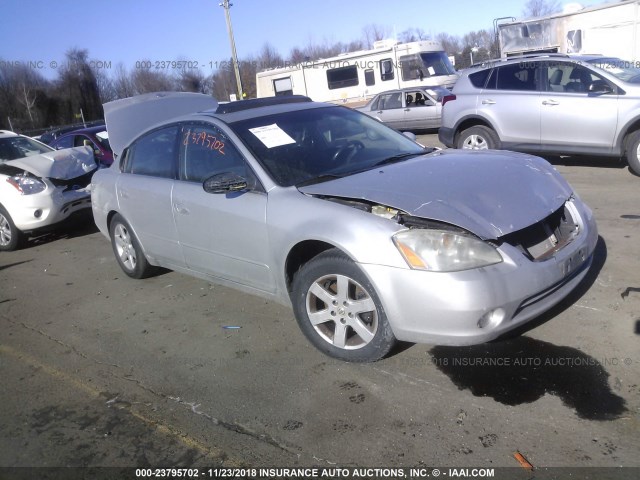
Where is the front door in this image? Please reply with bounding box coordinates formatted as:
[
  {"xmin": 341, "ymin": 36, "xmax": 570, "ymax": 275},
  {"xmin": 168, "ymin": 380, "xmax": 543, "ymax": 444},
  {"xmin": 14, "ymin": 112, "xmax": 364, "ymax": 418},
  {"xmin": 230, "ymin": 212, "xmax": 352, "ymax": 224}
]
[{"xmin": 172, "ymin": 123, "xmax": 274, "ymax": 293}]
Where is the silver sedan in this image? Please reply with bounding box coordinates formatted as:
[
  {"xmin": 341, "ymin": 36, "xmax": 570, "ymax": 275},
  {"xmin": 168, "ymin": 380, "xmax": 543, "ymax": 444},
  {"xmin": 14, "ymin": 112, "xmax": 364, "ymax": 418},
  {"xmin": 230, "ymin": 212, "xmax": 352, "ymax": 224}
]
[
  {"xmin": 91, "ymin": 92, "xmax": 598, "ymax": 362},
  {"xmin": 357, "ymin": 86, "xmax": 449, "ymax": 130}
]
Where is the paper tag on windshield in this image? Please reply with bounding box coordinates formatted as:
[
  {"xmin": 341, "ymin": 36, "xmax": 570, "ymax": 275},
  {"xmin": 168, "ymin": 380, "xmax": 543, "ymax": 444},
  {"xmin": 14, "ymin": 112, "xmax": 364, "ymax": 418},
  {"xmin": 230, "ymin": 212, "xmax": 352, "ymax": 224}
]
[{"xmin": 249, "ymin": 124, "xmax": 296, "ymax": 148}]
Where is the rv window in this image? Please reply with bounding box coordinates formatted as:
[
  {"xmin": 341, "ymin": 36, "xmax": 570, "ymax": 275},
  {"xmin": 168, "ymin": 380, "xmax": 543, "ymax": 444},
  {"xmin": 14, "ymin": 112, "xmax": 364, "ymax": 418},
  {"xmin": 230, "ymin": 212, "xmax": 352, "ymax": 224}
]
[
  {"xmin": 380, "ymin": 59, "xmax": 395, "ymax": 81},
  {"xmin": 326, "ymin": 65, "xmax": 359, "ymax": 90},
  {"xmin": 273, "ymin": 77, "xmax": 293, "ymax": 96},
  {"xmin": 365, "ymin": 69, "xmax": 375, "ymax": 86}
]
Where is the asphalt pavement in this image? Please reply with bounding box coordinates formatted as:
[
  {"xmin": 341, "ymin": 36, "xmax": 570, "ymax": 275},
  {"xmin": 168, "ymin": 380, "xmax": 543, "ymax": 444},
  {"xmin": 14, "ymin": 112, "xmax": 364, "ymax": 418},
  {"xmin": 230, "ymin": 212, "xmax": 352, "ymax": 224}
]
[{"xmin": 1, "ymin": 137, "xmax": 639, "ymax": 476}]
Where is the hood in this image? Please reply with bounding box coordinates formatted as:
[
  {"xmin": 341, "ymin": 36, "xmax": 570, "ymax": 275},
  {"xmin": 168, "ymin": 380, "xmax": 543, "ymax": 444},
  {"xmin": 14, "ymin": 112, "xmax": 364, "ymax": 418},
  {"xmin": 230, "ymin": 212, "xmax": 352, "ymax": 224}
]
[
  {"xmin": 6, "ymin": 146, "xmax": 97, "ymax": 179},
  {"xmin": 299, "ymin": 150, "xmax": 573, "ymax": 240},
  {"xmin": 104, "ymin": 92, "xmax": 218, "ymax": 158}
]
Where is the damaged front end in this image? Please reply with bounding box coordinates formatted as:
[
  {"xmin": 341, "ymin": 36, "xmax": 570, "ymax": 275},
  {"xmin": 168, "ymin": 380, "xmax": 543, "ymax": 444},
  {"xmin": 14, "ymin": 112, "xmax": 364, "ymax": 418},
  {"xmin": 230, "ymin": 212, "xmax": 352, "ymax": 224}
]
[
  {"xmin": 0, "ymin": 147, "xmax": 97, "ymax": 232},
  {"xmin": 318, "ymin": 191, "xmax": 585, "ymax": 276},
  {"xmin": 319, "ymin": 195, "xmax": 505, "ymax": 272}
]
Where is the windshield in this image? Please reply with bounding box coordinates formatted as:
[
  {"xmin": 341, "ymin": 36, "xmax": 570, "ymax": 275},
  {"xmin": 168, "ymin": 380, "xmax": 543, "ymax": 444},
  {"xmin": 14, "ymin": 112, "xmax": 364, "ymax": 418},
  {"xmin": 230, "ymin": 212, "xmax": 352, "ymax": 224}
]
[
  {"xmin": 229, "ymin": 106, "xmax": 427, "ymax": 186},
  {"xmin": 400, "ymin": 52, "xmax": 457, "ymax": 81},
  {"xmin": 587, "ymin": 58, "xmax": 640, "ymax": 84},
  {"xmin": 0, "ymin": 135, "xmax": 54, "ymax": 162}
]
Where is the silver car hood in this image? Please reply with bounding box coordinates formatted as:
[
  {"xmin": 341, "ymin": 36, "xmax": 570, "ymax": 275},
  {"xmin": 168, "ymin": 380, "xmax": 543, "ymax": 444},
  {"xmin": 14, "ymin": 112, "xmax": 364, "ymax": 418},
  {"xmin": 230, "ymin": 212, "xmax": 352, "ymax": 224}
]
[
  {"xmin": 104, "ymin": 92, "xmax": 218, "ymax": 157},
  {"xmin": 299, "ymin": 150, "xmax": 573, "ymax": 239},
  {"xmin": 6, "ymin": 146, "xmax": 96, "ymax": 179}
]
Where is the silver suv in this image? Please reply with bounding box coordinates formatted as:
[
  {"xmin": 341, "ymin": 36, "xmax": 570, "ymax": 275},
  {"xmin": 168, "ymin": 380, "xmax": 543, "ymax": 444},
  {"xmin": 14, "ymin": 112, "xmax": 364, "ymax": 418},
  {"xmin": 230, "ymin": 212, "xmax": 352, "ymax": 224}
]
[{"xmin": 438, "ymin": 55, "xmax": 640, "ymax": 175}]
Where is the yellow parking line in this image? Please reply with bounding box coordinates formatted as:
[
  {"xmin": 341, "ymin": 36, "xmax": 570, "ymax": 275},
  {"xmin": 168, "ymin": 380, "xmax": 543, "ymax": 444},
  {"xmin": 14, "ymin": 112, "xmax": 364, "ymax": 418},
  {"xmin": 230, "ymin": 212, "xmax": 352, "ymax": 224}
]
[{"xmin": 0, "ymin": 344, "xmax": 237, "ymax": 465}]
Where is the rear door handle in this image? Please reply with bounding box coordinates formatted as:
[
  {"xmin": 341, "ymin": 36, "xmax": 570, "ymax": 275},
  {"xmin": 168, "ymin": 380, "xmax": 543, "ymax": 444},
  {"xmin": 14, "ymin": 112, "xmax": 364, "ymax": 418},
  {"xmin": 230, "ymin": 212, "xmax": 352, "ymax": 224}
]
[
  {"xmin": 481, "ymin": 100, "xmax": 496, "ymax": 105},
  {"xmin": 542, "ymin": 100, "xmax": 559, "ymax": 106},
  {"xmin": 119, "ymin": 190, "xmax": 129, "ymax": 199}
]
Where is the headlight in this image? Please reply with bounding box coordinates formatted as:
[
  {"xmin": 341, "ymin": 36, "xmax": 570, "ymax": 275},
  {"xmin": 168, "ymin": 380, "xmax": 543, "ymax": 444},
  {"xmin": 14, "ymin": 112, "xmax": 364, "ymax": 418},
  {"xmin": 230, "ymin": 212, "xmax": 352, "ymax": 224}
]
[
  {"xmin": 393, "ymin": 229, "xmax": 503, "ymax": 272},
  {"xmin": 7, "ymin": 175, "xmax": 47, "ymax": 195}
]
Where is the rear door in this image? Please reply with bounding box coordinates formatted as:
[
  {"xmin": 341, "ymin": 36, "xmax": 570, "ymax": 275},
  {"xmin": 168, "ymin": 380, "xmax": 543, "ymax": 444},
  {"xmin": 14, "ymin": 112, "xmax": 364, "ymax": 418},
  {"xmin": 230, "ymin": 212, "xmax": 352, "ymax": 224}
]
[
  {"xmin": 371, "ymin": 91, "xmax": 405, "ymax": 129},
  {"xmin": 478, "ymin": 62, "xmax": 542, "ymax": 148},
  {"xmin": 115, "ymin": 125, "xmax": 184, "ymax": 268}
]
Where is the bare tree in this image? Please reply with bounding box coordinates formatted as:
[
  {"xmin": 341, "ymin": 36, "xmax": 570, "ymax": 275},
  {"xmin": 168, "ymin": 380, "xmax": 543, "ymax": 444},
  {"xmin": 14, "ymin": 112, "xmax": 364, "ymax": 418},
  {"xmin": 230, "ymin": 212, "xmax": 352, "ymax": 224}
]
[
  {"xmin": 94, "ymin": 68, "xmax": 117, "ymax": 103},
  {"xmin": 435, "ymin": 32, "xmax": 462, "ymax": 56},
  {"xmin": 288, "ymin": 47, "xmax": 308, "ymax": 65},
  {"xmin": 362, "ymin": 24, "xmax": 391, "ymax": 49},
  {"xmin": 0, "ymin": 61, "xmax": 49, "ymax": 130},
  {"xmin": 399, "ymin": 28, "xmax": 429, "ymax": 43},
  {"xmin": 211, "ymin": 58, "xmax": 237, "ymax": 101},
  {"xmin": 178, "ymin": 68, "xmax": 211, "ymax": 94},
  {"xmin": 112, "ymin": 63, "xmax": 135, "ymax": 99},
  {"xmin": 257, "ymin": 43, "xmax": 283, "ymax": 70},
  {"xmin": 17, "ymin": 82, "xmax": 37, "ymax": 126},
  {"xmin": 56, "ymin": 49, "xmax": 103, "ymax": 122},
  {"xmin": 522, "ymin": 0, "xmax": 561, "ymax": 18},
  {"xmin": 130, "ymin": 65, "xmax": 176, "ymax": 95}
]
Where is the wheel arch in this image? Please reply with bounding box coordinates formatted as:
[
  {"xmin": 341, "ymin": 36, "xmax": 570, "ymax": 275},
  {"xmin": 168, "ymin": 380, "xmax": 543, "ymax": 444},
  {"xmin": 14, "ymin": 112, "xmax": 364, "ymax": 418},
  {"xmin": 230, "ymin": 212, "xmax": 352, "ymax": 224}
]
[
  {"xmin": 618, "ymin": 118, "xmax": 640, "ymax": 154},
  {"xmin": 105, "ymin": 209, "xmax": 153, "ymax": 263},
  {"xmin": 453, "ymin": 115, "xmax": 498, "ymax": 141},
  {"xmin": 106, "ymin": 209, "xmax": 119, "ymax": 231},
  {"xmin": 284, "ymin": 240, "xmax": 350, "ymax": 295}
]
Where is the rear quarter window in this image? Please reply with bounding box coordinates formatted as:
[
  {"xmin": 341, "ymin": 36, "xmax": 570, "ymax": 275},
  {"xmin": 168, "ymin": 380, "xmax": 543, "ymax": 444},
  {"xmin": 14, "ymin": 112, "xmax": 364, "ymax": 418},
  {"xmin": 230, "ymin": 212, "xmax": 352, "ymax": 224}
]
[{"xmin": 469, "ymin": 69, "xmax": 492, "ymax": 88}]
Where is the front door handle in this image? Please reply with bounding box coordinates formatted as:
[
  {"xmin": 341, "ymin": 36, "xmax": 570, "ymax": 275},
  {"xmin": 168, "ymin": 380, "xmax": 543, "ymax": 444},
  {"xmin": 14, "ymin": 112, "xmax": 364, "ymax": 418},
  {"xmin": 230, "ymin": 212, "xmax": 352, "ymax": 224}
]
[{"xmin": 542, "ymin": 100, "xmax": 559, "ymax": 106}]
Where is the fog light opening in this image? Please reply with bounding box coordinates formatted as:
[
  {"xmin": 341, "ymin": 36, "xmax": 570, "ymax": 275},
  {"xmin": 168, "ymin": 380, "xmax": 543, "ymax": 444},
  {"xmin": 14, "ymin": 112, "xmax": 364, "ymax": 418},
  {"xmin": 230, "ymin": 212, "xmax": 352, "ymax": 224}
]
[
  {"xmin": 34, "ymin": 209, "xmax": 43, "ymax": 218},
  {"xmin": 477, "ymin": 308, "xmax": 506, "ymax": 329}
]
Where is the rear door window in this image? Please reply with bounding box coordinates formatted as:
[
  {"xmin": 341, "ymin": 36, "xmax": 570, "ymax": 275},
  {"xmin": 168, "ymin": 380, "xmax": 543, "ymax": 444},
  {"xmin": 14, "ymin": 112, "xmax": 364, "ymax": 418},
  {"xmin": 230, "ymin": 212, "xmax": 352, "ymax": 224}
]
[
  {"xmin": 495, "ymin": 63, "xmax": 541, "ymax": 91},
  {"xmin": 124, "ymin": 126, "xmax": 179, "ymax": 178}
]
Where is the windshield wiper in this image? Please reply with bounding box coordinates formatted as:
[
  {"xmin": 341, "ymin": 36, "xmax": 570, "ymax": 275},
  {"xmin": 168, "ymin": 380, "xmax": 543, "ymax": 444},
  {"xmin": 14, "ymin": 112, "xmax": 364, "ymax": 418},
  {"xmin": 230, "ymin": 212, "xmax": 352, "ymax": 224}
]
[
  {"xmin": 296, "ymin": 174, "xmax": 345, "ymax": 187},
  {"xmin": 373, "ymin": 152, "xmax": 425, "ymax": 167}
]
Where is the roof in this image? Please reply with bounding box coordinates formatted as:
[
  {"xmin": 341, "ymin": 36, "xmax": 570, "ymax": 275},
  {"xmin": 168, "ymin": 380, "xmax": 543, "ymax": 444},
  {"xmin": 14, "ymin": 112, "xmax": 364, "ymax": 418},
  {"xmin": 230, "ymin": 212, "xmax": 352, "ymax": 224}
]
[{"xmin": 0, "ymin": 130, "xmax": 19, "ymax": 139}]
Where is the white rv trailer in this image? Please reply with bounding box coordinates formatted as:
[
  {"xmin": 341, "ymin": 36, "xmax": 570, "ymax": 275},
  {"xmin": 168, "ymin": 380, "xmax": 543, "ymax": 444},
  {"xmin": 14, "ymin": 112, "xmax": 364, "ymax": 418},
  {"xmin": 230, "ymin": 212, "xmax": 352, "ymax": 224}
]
[
  {"xmin": 498, "ymin": 0, "xmax": 639, "ymax": 60},
  {"xmin": 256, "ymin": 39, "xmax": 458, "ymax": 104}
]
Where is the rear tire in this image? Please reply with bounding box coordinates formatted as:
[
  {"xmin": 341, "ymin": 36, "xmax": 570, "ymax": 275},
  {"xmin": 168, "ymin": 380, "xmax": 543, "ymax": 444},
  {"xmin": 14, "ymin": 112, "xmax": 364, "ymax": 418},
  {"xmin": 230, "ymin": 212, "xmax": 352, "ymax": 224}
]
[
  {"xmin": 456, "ymin": 125, "xmax": 500, "ymax": 150},
  {"xmin": 291, "ymin": 249, "xmax": 396, "ymax": 362},
  {"xmin": 109, "ymin": 213, "xmax": 154, "ymax": 279},
  {"xmin": 626, "ymin": 130, "xmax": 640, "ymax": 176},
  {"xmin": 0, "ymin": 205, "xmax": 24, "ymax": 252}
]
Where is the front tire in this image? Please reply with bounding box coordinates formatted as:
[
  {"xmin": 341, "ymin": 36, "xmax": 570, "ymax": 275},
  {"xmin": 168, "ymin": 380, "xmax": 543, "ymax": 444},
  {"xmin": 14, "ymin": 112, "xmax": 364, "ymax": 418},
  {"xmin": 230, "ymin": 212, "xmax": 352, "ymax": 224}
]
[
  {"xmin": 457, "ymin": 125, "xmax": 500, "ymax": 150},
  {"xmin": 626, "ymin": 130, "xmax": 640, "ymax": 176},
  {"xmin": 291, "ymin": 249, "xmax": 396, "ymax": 362},
  {"xmin": 109, "ymin": 213, "xmax": 154, "ymax": 279},
  {"xmin": 0, "ymin": 205, "xmax": 24, "ymax": 252}
]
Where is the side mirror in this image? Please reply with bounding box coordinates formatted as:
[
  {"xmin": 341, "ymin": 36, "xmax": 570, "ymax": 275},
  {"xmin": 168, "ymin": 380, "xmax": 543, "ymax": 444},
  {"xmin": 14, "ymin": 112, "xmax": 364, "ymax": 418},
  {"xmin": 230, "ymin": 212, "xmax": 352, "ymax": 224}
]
[
  {"xmin": 402, "ymin": 131, "xmax": 417, "ymax": 141},
  {"xmin": 588, "ymin": 80, "xmax": 614, "ymax": 95},
  {"xmin": 203, "ymin": 172, "xmax": 248, "ymax": 194}
]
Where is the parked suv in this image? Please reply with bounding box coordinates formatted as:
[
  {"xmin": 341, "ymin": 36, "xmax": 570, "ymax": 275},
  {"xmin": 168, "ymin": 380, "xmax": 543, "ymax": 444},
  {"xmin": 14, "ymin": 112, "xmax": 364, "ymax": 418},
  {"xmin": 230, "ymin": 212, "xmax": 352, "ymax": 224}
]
[{"xmin": 438, "ymin": 55, "xmax": 640, "ymax": 175}]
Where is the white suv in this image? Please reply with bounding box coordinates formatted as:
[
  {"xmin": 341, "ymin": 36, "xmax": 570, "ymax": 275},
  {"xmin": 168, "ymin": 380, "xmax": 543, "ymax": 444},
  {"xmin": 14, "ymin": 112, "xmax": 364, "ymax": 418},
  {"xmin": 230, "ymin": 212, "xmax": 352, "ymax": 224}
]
[
  {"xmin": 0, "ymin": 130, "xmax": 96, "ymax": 250},
  {"xmin": 438, "ymin": 55, "xmax": 640, "ymax": 175}
]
